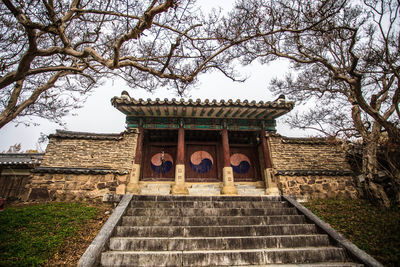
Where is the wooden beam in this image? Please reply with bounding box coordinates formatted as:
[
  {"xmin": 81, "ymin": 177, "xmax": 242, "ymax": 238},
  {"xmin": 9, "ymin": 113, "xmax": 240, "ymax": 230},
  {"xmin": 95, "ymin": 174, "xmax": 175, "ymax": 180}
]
[
  {"xmin": 146, "ymin": 107, "xmax": 154, "ymax": 116},
  {"xmin": 247, "ymin": 109, "xmax": 259, "ymax": 118},
  {"xmin": 231, "ymin": 108, "xmax": 242, "ymax": 117},
  {"xmin": 221, "ymin": 128, "xmax": 231, "ymax": 167},
  {"xmin": 155, "ymin": 106, "xmax": 161, "ymax": 116},
  {"xmin": 239, "ymin": 108, "xmax": 250, "ymax": 118},
  {"xmin": 255, "ymin": 109, "xmax": 268, "ymax": 119},
  {"xmin": 200, "ymin": 107, "xmax": 207, "ymax": 117},
  {"xmin": 224, "ymin": 108, "xmax": 233, "ymax": 118},
  {"xmin": 260, "ymin": 129, "xmax": 272, "ymax": 168},
  {"xmin": 137, "ymin": 107, "xmax": 145, "ymax": 116},
  {"xmin": 215, "ymin": 108, "xmax": 224, "ymax": 117},
  {"xmin": 176, "ymin": 126, "xmax": 185, "ymax": 165},
  {"xmin": 134, "ymin": 126, "xmax": 144, "ymax": 164}
]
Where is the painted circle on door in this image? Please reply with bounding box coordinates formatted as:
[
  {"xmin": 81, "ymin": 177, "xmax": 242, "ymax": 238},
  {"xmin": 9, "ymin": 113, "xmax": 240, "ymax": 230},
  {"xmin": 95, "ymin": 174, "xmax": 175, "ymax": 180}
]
[
  {"xmin": 230, "ymin": 153, "xmax": 251, "ymax": 174},
  {"xmin": 150, "ymin": 153, "xmax": 173, "ymax": 174},
  {"xmin": 190, "ymin": 151, "xmax": 214, "ymax": 173}
]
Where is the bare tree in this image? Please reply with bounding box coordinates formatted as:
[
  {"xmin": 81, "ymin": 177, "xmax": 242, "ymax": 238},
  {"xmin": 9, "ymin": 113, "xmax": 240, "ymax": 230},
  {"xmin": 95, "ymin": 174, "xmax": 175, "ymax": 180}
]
[
  {"xmin": 0, "ymin": 0, "xmax": 242, "ymax": 128},
  {"xmin": 218, "ymin": 0, "xmax": 399, "ymax": 206}
]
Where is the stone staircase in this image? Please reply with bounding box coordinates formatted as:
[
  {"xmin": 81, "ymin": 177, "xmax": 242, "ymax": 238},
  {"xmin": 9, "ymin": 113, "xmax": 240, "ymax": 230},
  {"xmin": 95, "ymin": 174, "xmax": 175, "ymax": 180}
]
[
  {"xmin": 139, "ymin": 183, "xmax": 265, "ymax": 196},
  {"xmin": 100, "ymin": 195, "xmax": 363, "ymax": 266},
  {"xmin": 236, "ymin": 185, "xmax": 265, "ymax": 196}
]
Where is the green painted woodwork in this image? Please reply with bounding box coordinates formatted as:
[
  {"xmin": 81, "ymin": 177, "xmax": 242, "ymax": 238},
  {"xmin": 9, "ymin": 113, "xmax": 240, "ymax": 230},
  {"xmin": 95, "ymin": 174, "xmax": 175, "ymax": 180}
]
[
  {"xmin": 263, "ymin": 110, "xmax": 277, "ymax": 119},
  {"xmin": 231, "ymin": 108, "xmax": 242, "ymax": 117},
  {"xmin": 147, "ymin": 107, "xmax": 154, "ymax": 115},
  {"xmin": 215, "ymin": 108, "xmax": 224, "ymax": 117},
  {"xmin": 247, "ymin": 109, "xmax": 259, "ymax": 118},
  {"xmin": 207, "ymin": 108, "xmax": 215, "ymax": 116},
  {"xmin": 255, "ymin": 110, "xmax": 267, "ymax": 119},
  {"xmin": 137, "ymin": 107, "xmax": 145, "ymax": 116},
  {"xmin": 126, "ymin": 116, "xmax": 276, "ymax": 131},
  {"xmin": 224, "ymin": 108, "xmax": 232, "ymax": 117},
  {"xmin": 239, "ymin": 108, "xmax": 250, "ymax": 118}
]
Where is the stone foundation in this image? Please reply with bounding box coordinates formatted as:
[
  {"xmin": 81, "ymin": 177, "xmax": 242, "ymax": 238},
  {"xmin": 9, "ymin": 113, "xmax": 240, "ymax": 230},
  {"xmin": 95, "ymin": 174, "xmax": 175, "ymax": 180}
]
[
  {"xmin": 26, "ymin": 173, "xmax": 129, "ymax": 202},
  {"xmin": 278, "ymin": 175, "xmax": 358, "ymax": 200}
]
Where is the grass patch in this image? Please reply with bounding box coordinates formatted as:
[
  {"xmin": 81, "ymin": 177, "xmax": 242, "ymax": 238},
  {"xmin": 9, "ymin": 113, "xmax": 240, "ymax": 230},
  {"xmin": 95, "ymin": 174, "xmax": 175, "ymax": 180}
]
[
  {"xmin": 0, "ymin": 202, "xmax": 99, "ymax": 267},
  {"xmin": 303, "ymin": 198, "xmax": 400, "ymax": 266}
]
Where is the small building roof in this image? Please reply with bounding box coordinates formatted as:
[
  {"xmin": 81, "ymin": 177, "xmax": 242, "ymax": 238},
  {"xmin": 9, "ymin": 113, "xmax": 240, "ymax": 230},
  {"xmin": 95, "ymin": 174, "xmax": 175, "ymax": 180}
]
[
  {"xmin": 111, "ymin": 94, "xmax": 294, "ymax": 120},
  {"xmin": 0, "ymin": 153, "xmax": 44, "ymax": 167},
  {"xmin": 49, "ymin": 130, "xmax": 127, "ymax": 140}
]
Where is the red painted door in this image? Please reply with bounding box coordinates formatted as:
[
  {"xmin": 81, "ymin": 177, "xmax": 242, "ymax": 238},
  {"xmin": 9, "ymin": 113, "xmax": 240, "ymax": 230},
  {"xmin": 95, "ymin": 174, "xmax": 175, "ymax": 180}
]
[
  {"xmin": 186, "ymin": 144, "xmax": 219, "ymax": 182},
  {"xmin": 229, "ymin": 146, "xmax": 261, "ymax": 182},
  {"xmin": 142, "ymin": 145, "xmax": 176, "ymax": 181}
]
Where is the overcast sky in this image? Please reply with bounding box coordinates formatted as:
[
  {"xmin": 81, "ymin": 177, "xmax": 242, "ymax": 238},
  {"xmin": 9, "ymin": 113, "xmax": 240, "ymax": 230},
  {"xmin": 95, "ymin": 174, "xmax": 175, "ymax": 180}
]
[{"xmin": 0, "ymin": 1, "xmax": 315, "ymax": 152}]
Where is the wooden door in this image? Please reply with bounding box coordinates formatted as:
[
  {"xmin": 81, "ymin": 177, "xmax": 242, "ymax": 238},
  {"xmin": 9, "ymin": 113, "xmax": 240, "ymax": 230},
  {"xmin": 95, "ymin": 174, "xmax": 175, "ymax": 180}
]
[
  {"xmin": 230, "ymin": 146, "xmax": 261, "ymax": 182},
  {"xmin": 142, "ymin": 144, "xmax": 176, "ymax": 181},
  {"xmin": 186, "ymin": 144, "xmax": 219, "ymax": 182}
]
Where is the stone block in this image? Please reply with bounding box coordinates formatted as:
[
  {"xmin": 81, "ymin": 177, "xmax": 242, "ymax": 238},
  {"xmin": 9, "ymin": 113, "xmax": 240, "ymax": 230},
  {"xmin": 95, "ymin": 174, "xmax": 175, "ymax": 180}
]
[
  {"xmin": 116, "ymin": 184, "xmax": 126, "ymax": 194},
  {"xmin": 28, "ymin": 188, "xmax": 49, "ymax": 200},
  {"xmin": 98, "ymin": 183, "xmax": 106, "ymax": 189}
]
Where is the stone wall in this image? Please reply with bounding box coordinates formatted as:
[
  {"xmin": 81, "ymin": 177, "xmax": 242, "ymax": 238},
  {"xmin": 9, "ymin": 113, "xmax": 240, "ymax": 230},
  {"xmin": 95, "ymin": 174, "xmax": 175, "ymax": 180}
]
[
  {"xmin": 268, "ymin": 135, "xmax": 351, "ymax": 171},
  {"xmin": 278, "ymin": 175, "xmax": 358, "ymax": 200},
  {"xmin": 25, "ymin": 129, "xmax": 138, "ymax": 201},
  {"xmin": 268, "ymin": 135, "xmax": 358, "ymax": 199},
  {"xmin": 0, "ymin": 173, "xmax": 31, "ymax": 200},
  {"xmin": 41, "ymin": 130, "xmax": 138, "ymax": 170},
  {"xmin": 27, "ymin": 173, "xmax": 128, "ymax": 202}
]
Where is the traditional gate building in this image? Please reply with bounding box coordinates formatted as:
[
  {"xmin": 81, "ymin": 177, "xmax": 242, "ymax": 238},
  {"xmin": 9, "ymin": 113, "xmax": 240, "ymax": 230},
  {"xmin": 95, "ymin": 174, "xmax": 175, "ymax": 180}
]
[
  {"xmin": 24, "ymin": 92, "xmax": 359, "ymax": 201},
  {"xmin": 113, "ymin": 93, "xmax": 293, "ymax": 196}
]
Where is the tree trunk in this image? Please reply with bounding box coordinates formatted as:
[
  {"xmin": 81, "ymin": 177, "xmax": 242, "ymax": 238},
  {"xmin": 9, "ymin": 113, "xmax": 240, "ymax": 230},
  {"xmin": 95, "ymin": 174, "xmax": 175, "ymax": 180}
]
[{"xmin": 361, "ymin": 139, "xmax": 391, "ymax": 207}]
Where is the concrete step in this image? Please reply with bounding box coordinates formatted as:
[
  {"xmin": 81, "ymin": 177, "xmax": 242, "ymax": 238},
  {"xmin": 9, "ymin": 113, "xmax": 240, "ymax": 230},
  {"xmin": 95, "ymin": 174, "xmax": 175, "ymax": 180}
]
[
  {"xmin": 115, "ymin": 224, "xmax": 318, "ymax": 237},
  {"xmin": 121, "ymin": 215, "xmax": 306, "ymax": 226},
  {"xmin": 140, "ymin": 184, "xmax": 171, "ymax": 195},
  {"xmin": 188, "ymin": 184, "xmax": 221, "ymax": 195},
  {"xmin": 130, "ymin": 195, "xmax": 282, "ymax": 202},
  {"xmin": 101, "ymin": 247, "xmax": 348, "ymax": 266},
  {"xmin": 129, "ymin": 200, "xmax": 288, "ymax": 209},
  {"xmin": 231, "ymin": 263, "xmax": 364, "ymax": 267},
  {"xmin": 109, "ymin": 234, "xmax": 331, "ymax": 251},
  {"xmin": 125, "ymin": 207, "xmax": 298, "ymax": 217}
]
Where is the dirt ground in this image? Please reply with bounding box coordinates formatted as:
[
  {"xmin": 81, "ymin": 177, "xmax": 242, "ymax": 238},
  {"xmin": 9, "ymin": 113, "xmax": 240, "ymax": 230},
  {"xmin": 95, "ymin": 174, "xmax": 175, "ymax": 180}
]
[{"xmin": 43, "ymin": 203, "xmax": 112, "ymax": 266}]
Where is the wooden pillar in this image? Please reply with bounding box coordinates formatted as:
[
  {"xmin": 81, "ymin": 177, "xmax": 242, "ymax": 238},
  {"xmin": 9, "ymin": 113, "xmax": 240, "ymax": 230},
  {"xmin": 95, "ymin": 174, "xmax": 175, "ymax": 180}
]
[
  {"xmin": 221, "ymin": 127, "xmax": 238, "ymax": 195},
  {"xmin": 127, "ymin": 127, "xmax": 144, "ymax": 194},
  {"xmin": 260, "ymin": 129, "xmax": 279, "ymax": 196},
  {"xmin": 171, "ymin": 125, "xmax": 189, "ymax": 194}
]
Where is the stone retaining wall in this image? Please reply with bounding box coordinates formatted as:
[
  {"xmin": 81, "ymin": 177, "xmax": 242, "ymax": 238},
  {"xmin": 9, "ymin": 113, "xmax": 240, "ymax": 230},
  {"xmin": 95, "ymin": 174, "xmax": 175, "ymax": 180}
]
[
  {"xmin": 26, "ymin": 173, "xmax": 128, "ymax": 201},
  {"xmin": 278, "ymin": 175, "xmax": 358, "ymax": 200}
]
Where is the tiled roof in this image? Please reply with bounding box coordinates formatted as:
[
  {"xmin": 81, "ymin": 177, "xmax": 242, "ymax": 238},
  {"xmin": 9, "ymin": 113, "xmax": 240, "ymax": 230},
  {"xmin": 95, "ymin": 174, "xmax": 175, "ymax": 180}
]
[
  {"xmin": 48, "ymin": 130, "xmax": 131, "ymax": 140},
  {"xmin": 111, "ymin": 93, "xmax": 294, "ymax": 120},
  {"xmin": 0, "ymin": 153, "xmax": 44, "ymax": 166},
  {"xmin": 281, "ymin": 137, "xmax": 341, "ymax": 145},
  {"xmin": 276, "ymin": 170, "xmax": 352, "ymax": 176},
  {"xmin": 32, "ymin": 167, "xmax": 128, "ymax": 175}
]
